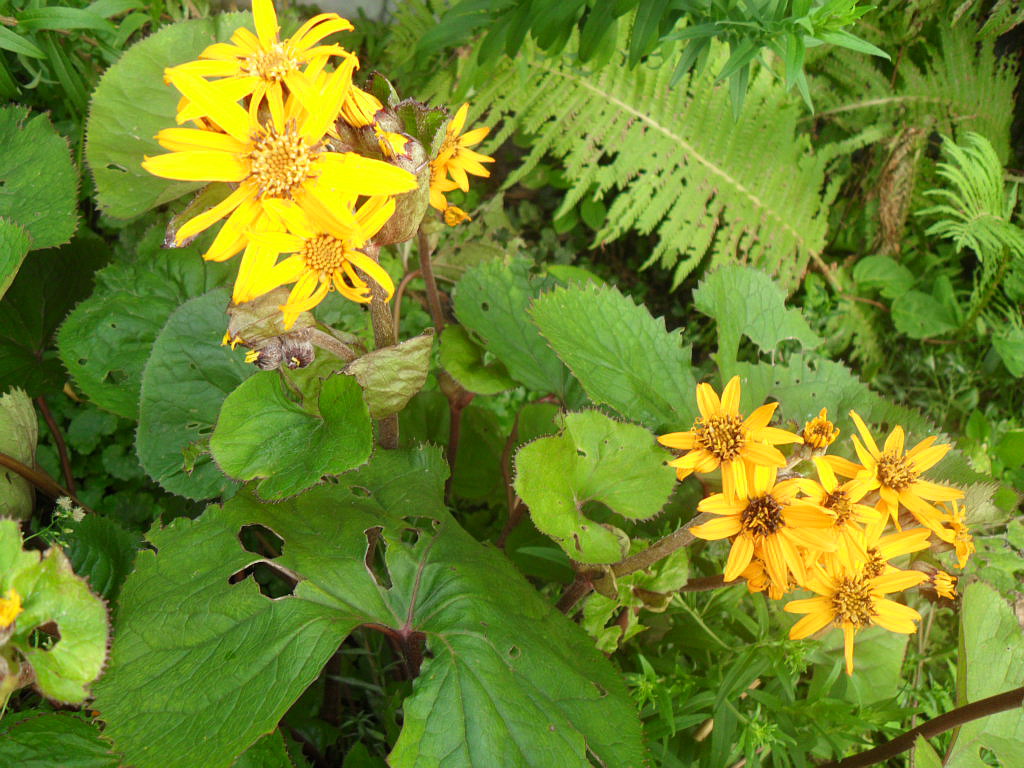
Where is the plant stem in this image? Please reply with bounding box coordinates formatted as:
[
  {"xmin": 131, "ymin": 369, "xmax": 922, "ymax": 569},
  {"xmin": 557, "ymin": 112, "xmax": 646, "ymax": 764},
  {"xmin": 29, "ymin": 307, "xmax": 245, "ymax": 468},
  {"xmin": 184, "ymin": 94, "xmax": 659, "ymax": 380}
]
[
  {"xmin": 35, "ymin": 395, "xmax": 75, "ymax": 494},
  {"xmin": 365, "ymin": 244, "xmax": 399, "ymax": 449},
  {"xmin": 0, "ymin": 451, "xmax": 88, "ymax": 511},
  {"xmin": 416, "ymin": 227, "xmax": 446, "ymax": 334},
  {"xmin": 612, "ymin": 513, "xmax": 711, "ymax": 578},
  {"xmin": 306, "ymin": 328, "xmax": 358, "ymax": 362},
  {"xmin": 392, "ymin": 268, "xmax": 422, "ymax": 338},
  {"xmin": 820, "ymin": 686, "xmax": 1024, "ymax": 768}
]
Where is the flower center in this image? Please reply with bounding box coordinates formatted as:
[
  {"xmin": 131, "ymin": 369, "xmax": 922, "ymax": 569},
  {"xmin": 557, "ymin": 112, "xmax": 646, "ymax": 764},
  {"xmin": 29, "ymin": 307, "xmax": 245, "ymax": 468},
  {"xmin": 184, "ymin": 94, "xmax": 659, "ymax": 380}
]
[
  {"xmin": 863, "ymin": 547, "xmax": 885, "ymax": 579},
  {"xmin": 243, "ymin": 44, "xmax": 297, "ymax": 82},
  {"xmin": 694, "ymin": 414, "xmax": 745, "ymax": 461},
  {"xmin": 741, "ymin": 494, "xmax": 784, "ymax": 537},
  {"xmin": 831, "ymin": 577, "xmax": 875, "ymax": 627},
  {"xmin": 823, "ymin": 490, "xmax": 853, "ymax": 525},
  {"xmin": 302, "ymin": 234, "xmax": 349, "ymax": 274},
  {"xmin": 875, "ymin": 451, "xmax": 917, "ymax": 491},
  {"xmin": 249, "ymin": 123, "xmax": 319, "ymax": 199}
]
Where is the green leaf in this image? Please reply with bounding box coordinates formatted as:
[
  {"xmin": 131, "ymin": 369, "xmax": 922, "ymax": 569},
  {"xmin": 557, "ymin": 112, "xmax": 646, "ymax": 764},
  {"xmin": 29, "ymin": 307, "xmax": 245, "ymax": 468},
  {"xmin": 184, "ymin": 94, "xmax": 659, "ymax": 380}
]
[
  {"xmin": 0, "ymin": 711, "xmax": 120, "ymax": 768},
  {"xmin": 453, "ymin": 258, "xmax": 580, "ymax": 402},
  {"xmin": 0, "ymin": 27, "xmax": 45, "ymax": 58},
  {"xmin": 0, "ymin": 388, "xmax": 36, "ymax": 520},
  {"xmin": 136, "ymin": 289, "xmax": 253, "ymax": 500},
  {"xmin": 0, "ymin": 234, "xmax": 108, "ymax": 396},
  {"xmin": 0, "ymin": 519, "xmax": 109, "ymax": 705},
  {"xmin": 0, "ymin": 218, "xmax": 30, "ymax": 301},
  {"xmin": 891, "ymin": 290, "xmax": 959, "ymax": 339},
  {"xmin": 0, "ymin": 106, "xmax": 77, "ymax": 250},
  {"xmin": 852, "ymin": 254, "xmax": 916, "ymax": 300},
  {"xmin": 816, "ymin": 29, "xmax": 889, "ymax": 60},
  {"xmin": 913, "ymin": 734, "xmax": 944, "ymax": 768},
  {"xmin": 439, "ymin": 324, "xmax": 516, "ymax": 395},
  {"xmin": 692, "ymin": 264, "xmax": 821, "ymax": 371},
  {"xmin": 16, "ymin": 7, "xmax": 115, "ymax": 31},
  {"xmin": 95, "ymin": 449, "xmax": 645, "ymax": 768},
  {"xmin": 993, "ymin": 327, "xmax": 1024, "ymax": 377},
  {"xmin": 514, "ymin": 410, "xmax": 677, "ymax": 563},
  {"xmin": 946, "ymin": 582, "xmax": 1024, "ymax": 767},
  {"xmin": 530, "ymin": 281, "xmax": 697, "ymax": 431},
  {"xmin": 86, "ymin": 14, "xmax": 251, "ymax": 218},
  {"xmin": 58, "ymin": 224, "xmax": 233, "ymax": 419},
  {"xmin": 230, "ymin": 731, "xmax": 294, "ymax": 768},
  {"xmin": 65, "ymin": 514, "xmax": 138, "ymax": 603},
  {"xmin": 344, "ymin": 331, "xmax": 433, "ymax": 419},
  {"xmin": 210, "ymin": 372, "xmax": 373, "ymax": 500}
]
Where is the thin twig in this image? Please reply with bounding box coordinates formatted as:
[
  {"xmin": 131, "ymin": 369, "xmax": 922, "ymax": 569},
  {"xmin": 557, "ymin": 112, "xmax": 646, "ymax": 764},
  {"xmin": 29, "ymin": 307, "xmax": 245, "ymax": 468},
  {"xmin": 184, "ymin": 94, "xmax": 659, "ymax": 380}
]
[
  {"xmin": 365, "ymin": 244, "xmax": 399, "ymax": 449},
  {"xmin": 392, "ymin": 268, "xmax": 422, "ymax": 338},
  {"xmin": 612, "ymin": 514, "xmax": 711, "ymax": 578},
  {"xmin": 0, "ymin": 452, "xmax": 89, "ymax": 512},
  {"xmin": 820, "ymin": 686, "xmax": 1024, "ymax": 768},
  {"xmin": 35, "ymin": 396, "xmax": 75, "ymax": 494},
  {"xmin": 416, "ymin": 227, "xmax": 446, "ymax": 333}
]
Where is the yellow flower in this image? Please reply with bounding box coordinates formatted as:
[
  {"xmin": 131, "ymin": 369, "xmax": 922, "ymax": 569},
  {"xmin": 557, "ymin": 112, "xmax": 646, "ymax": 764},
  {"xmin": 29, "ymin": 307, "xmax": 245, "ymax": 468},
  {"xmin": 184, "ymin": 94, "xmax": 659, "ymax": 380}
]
[
  {"xmin": 692, "ymin": 464, "xmax": 835, "ymax": 586},
  {"xmin": 168, "ymin": 0, "xmax": 355, "ymax": 126},
  {"xmin": 785, "ymin": 562, "xmax": 927, "ymax": 674},
  {"xmin": 843, "ymin": 411, "xmax": 963, "ymax": 534},
  {"xmin": 428, "ymin": 102, "xmax": 494, "ymax": 210},
  {"xmin": 143, "ymin": 68, "xmax": 416, "ymax": 264},
  {"xmin": 792, "ymin": 456, "xmax": 885, "ymax": 555},
  {"xmin": 933, "ymin": 570, "xmax": 957, "ymax": 599},
  {"xmin": 341, "ymin": 85, "xmax": 383, "ymax": 128},
  {"xmin": 658, "ymin": 375, "xmax": 803, "ymax": 499},
  {"xmin": 936, "ymin": 500, "xmax": 974, "ymax": 568},
  {"xmin": 237, "ymin": 195, "xmax": 396, "ymax": 328},
  {"xmin": 0, "ymin": 588, "xmax": 22, "ymax": 628},
  {"xmin": 443, "ymin": 206, "xmax": 472, "ymax": 226},
  {"xmin": 741, "ymin": 553, "xmax": 794, "ymax": 600},
  {"xmin": 802, "ymin": 408, "xmax": 839, "ymax": 451}
]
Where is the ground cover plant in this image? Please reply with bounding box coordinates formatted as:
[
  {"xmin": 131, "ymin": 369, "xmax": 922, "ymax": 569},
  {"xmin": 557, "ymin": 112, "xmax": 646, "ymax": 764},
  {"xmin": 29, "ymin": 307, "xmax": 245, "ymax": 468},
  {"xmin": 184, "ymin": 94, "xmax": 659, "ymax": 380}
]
[{"xmin": 0, "ymin": 0, "xmax": 1022, "ymax": 766}]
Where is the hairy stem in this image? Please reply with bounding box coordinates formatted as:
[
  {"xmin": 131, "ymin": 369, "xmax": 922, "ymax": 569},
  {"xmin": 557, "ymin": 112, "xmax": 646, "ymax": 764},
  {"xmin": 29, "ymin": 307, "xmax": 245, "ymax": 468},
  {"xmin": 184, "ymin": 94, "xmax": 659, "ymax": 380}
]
[
  {"xmin": 0, "ymin": 451, "xmax": 87, "ymax": 511},
  {"xmin": 365, "ymin": 244, "xmax": 399, "ymax": 449},
  {"xmin": 821, "ymin": 686, "xmax": 1024, "ymax": 768},
  {"xmin": 612, "ymin": 513, "xmax": 711, "ymax": 578},
  {"xmin": 306, "ymin": 328, "xmax": 358, "ymax": 362}
]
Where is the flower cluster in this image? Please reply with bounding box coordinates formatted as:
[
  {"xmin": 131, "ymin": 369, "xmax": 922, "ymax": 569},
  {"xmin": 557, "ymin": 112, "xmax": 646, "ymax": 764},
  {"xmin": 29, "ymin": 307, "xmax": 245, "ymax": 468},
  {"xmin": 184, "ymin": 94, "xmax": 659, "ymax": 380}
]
[
  {"xmin": 660, "ymin": 376, "xmax": 972, "ymax": 674},
  {"xmin": 143, "ymin": 0, "xmax": 493, "ymax": 329}
]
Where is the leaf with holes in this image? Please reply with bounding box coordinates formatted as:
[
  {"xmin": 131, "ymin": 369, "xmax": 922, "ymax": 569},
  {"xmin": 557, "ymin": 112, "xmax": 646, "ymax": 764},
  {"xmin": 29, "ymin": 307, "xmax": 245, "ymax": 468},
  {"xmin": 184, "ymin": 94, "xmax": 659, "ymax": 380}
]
[
  {"xmin": 86, "ymin": 13, "xmax": 252, "ymax": 219},
  {"xmin": 0, "ymin": 711, "xmax": 120, "ymax": 768},
  {"xmin": 210, "ymin": 372, "xmax": 373, "ymax": 500},
  {"xmin": 0, "ymin": 520, "xmax": 109, "ymax": 706},
  {"xmin": 0, "ymin": 106, "xmax": 77, "ymax": 249},
  {"xmin": 514, "ymin": 410, "xmax": 677, "ymax": 563},
  {"xmin": 693, "ymin": 264, "xmax": 820, "ymax": 374},
  {"xmin": 58, "ymin": 222, "xmax": 233, "ymax": 419},
  {"xmin": 453, "ymin": 258, "xmax": 581, "ymax": 403},
  {"xmin": 136, "ymin": 289, "xmax": 253, "ymax": 500},
  {"xmin": 530, "ymin": 281, "xmax": 697, "ymax": 431},
  {"xmin": 0, "ymin": 388, "xmax": 36, "ymax": 520},
  {"xmin": 95, "ymin": 447, "xmax": 646, "ymax": 768}
]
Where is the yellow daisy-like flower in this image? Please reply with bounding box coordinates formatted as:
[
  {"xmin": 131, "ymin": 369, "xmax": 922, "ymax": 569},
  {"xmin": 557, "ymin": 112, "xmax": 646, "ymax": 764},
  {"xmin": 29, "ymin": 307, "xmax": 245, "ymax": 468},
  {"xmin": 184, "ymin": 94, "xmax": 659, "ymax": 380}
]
[
  {"xmin": 443, "ymin": 205, "xmax": 472, "ymax": 226},
  {"xmin": 341, "ymin": 85, "xmax": 383, "ymax": 128},
  {"xmin": 933, "ymin": 570, "xmax": 958, "ymax": 600},
  {"xmin": 143, "ymin": 69, "xmax": 416, "ymax": 263},
  {"xmin": 785, "ymin": 562, "xmax": 927, "ymax": 675},
  {"xmin": 0, "ymin": 588, "xmax": 22, "ymax": 628},
  {"xmin": 428, "ymin": 102, "xmax": 494, "ymax": 210},
  {"xmin": 936, "ymin": 500, "xmax": 974, "ymax": 569},
  {"xmin": 692, "ymin": 464, "xmax": 836, "ymax": 587},
  {"xmin": 849, "ymin": 525, "xmax": 932, "ymax": 580},
  {"xmin": 792, "ymin": 456, "xmax": 885, "ymax": 555},
  {"xmin": 741, "ymin": 552, "xmax": 795, "ymax": 600},
  {"xmin": 237, "ymin": 195, "xmax": 396, "ymax": 328},
  {"xmin": 168, "ymin": 0, "xmax": 355, "ymax": 126},
  {"xmin": 658, "ymin": 376, "xmax": 803, "ymax": 499},
  {"xmin": 842, "ymin": 411, "xmax": 963, "ymax": 534},
  {"xmin": 802, "ymin": 408, "xmax": 839, "ymax": 451}
]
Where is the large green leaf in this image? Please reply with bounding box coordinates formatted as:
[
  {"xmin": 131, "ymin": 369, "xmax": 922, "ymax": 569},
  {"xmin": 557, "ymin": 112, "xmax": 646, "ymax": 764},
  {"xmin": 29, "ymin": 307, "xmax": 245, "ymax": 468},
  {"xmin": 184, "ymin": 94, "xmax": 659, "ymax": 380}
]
[
  {"xmin": 514, "ymin": 410, "xmax": 677, "ymax": 563},
  {"xmin": 86, "ymin": 13, "xmax": 251, "ymax": 219},
  {"xmin": 0, "ymin": 711, "xmax": 119, "ymax": 768},
  {"xmin": 95, "ymin": 447, "xmax": 646, "ymax": 768},
  {"xmin": 0, "ymin": 520, "xmax": 109, "ymax": 705},
  {"xmin": 64, "ymin": 514, "xmax": 139, "ymax": 603},
  {"xmin": 0, "ymin": 218, "xmax": 30, "ymax": 301},
  {"xmin": 210, "ymin": 372, "xmax": 373, "ymax": 500},
  {"xmin": 58, "ymin": 223, "xmax": 232, "ymax": 419},
  {"xmin": 944, "ymin": 582, "xmax": 1024, "ymax": 767},
  {"xmin": 0, "ymin": 106, "xmax": 77, "ymax": 249},
  {"xmin": 0, "ymin": 388, "xmax": 36, "ymax": 520},
  {"xmin": 0, "ymin": 234, "xmax": 108, "ymax": 396},
  {"xmin": 453, "ymin": 258, "xmax": 581, "ymax": 403},
  {"xmin": 693, "ymin": 264, "xmax": 821, "ymax": 373},
  {"xmin": 530, "ymin": 282, "xmax": 697, "ymax": 431},
  {"xmin": 136, "ymin": 288, "xmax": 252, "ymax": 500}
]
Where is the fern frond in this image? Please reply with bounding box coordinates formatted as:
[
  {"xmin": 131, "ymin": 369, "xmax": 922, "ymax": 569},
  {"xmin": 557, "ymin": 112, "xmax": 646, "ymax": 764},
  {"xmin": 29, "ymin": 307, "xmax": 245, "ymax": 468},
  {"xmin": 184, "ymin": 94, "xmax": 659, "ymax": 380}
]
[
  {"xmin": 475, "ymin": 39, "xmax": 832, "ymax": 290},
  {"xmin": 953, "ymin": 0, "xmax": 1024, "ymax": 37},
  {"xmin": 814, "ymin": 24, "xmax": 1018, "ymax": 161},
  {"xmin": 919, "ymin": 133, "xmax": 1024, "ymax": 327}
]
